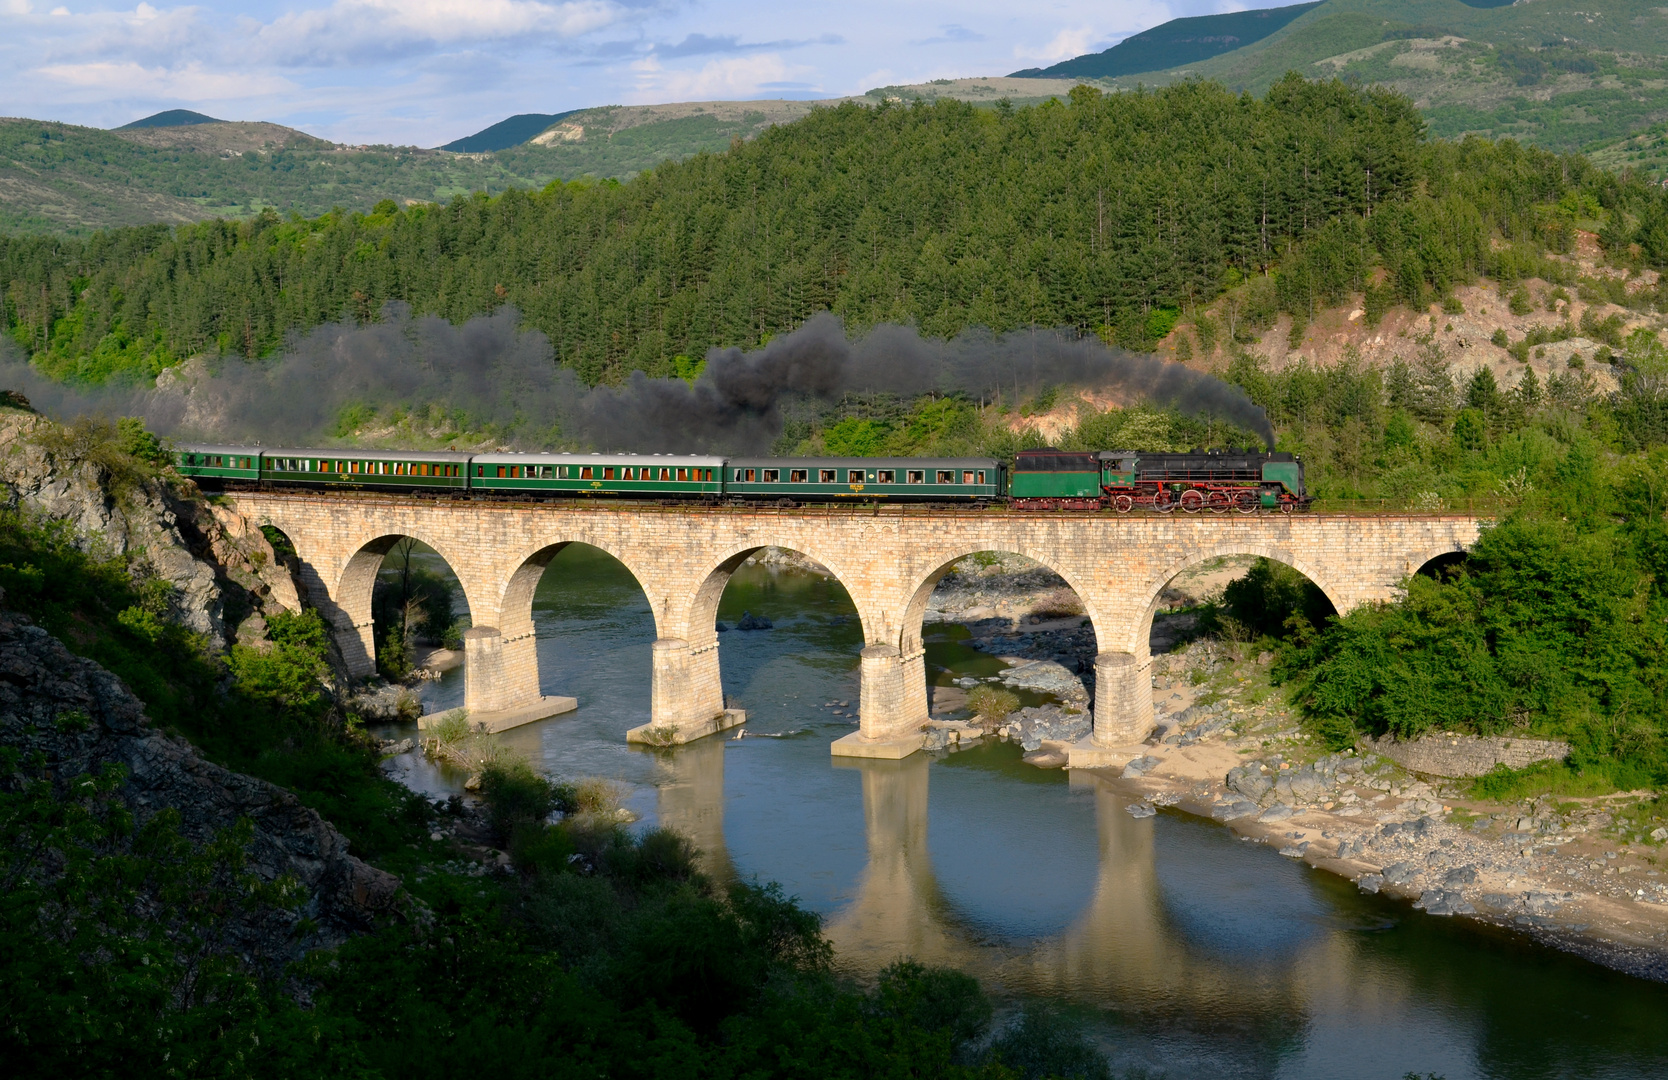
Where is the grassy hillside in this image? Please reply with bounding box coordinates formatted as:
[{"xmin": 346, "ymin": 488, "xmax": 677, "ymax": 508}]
[{"xmin": 1112, "ymin": 0, "xmax": 1668, "ymax": 163}]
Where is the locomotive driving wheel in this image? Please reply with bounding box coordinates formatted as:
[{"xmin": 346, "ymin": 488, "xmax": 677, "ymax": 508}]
[
  {"xmin": 1179, "ymin": 489, "xmax": 1205, "ymax": 513},
  {"xmin": 1234, "ymin": 490, "xmax": 1258, "ymax": 514},
  {"xmin": 1153, "ymin": 491, "xmax": 1177, "ymax": 513},
  {"xmin": 1207, "ymin": 490, "xmax": 1232, "ymax": 514}
]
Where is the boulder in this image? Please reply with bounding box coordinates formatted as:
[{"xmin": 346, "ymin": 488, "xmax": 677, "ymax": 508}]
[{"xmin": 1226, "ymin": 764, "xmax": 1274, "ymax": 802}]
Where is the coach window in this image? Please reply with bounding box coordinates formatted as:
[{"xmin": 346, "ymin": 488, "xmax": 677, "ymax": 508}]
[
  {"xmin": 937, "ymin": 470, "xmax": 954, "ymax": 484},
  {"xmin": 977, "ymin": 470, "xmax": 986, "ymax": 484},
  {"xmin": 848, "ymin": 469, "xmax": 863, "ymax": 483},
  {"xmin": 599, "ymin": 467, "xmax": 610, "ymax": 480},
  {"xmin": 907, "ymin": 470, "xmax": 924, "ymax": 483},
  {"xmin": 820, "ymin": 469, "xmax": 836, "ymax": 483},
  {"xmin": 790, "ymin": 469, "xmax": 807, "ymax": 482},
  {"xmin": 762, "ymin": 469, "xmax": 777, "ymax": 482},
  {"xmin": 962, "ymin": 471, "xmax": 975, "ymax": 484},
  {"xmin": 878, "ymin": 470, "xmax": 895, "ymax": 483}
]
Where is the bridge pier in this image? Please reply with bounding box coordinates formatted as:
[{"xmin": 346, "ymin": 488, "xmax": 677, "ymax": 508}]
[
  {"xmin": 1091, "ymin": 651, "xmax": 1154, "ymax": 745},
  {"xmin": 830, "ymin": 643, "xmax": 929, "ymax": 759},
  {"xmin": 628, "ymin": 637, "xmax": 745, "ymax": 746},
  {"xmin": 443, "ymin": 625, "xmax": 576, "ymax": 733},
  {"xmin": 334, "ymin": 618, "xmax": 378, "ymax": 680}
]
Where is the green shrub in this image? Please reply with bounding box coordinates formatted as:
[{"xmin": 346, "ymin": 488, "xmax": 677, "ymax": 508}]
[
  {"xmin": 479, "ymin": 758, "xmax": 578, "ymax": 845},
  {"xmin": 966, "ymin": 684, "xmax": 1020, "ymax": 724},
  {"xmin": 985, "ymin": 1004, "xmax": 1112, "ymax": 1080},
  {"xmin": 1221, "ymin": 558, "xmax": 1335, "ymax": 641}
]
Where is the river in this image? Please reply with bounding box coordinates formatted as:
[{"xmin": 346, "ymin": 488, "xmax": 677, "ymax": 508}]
[{"xmin": 378, "ymin": 544, "xmax": 1668, "ymax": 1080}]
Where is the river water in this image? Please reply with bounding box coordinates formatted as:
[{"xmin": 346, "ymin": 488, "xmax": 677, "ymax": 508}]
[{"xmin": 380, "ymin": 545, "xmax": 1668, "ymax": 1080}]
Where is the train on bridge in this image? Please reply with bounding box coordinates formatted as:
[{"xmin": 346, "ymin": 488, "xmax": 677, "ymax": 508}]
[{"xmin": 172, "ymin": 445, "xmax": 1313, "ymax": 513}]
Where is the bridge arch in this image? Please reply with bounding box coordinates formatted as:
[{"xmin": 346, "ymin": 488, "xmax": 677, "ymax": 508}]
[
  {"xmin": 1125, "ymin": 544, "xmax": 1350, "ymax": 665},
  {"xmin": 665, "ymin": 542, "xmax": 884, "ymax": 743},
  {"xmin": 1409, "ymin": 540, "xmax": 1473, "ymax": 582},
  {"xmin": 330, "ymin": 532, "xmax": 485, "ymax": 679},
  {"xmin": 897, "ymin": 548, "xmax": 1105, "ymax": 738},
  {"xmin": 479, "ymin": 538, "xmax": 663, "ymax": 721},
  {"xmin": 688, "ymin": 542, "xmax": 882, "ymax": 651}
]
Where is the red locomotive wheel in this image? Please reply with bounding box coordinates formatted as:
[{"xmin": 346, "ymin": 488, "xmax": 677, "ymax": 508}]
[
  {"xmin": 1207, "ymin": 490, "xmax": 1231, "ymax": 514},
  {"xmin": 1113, "ymin": 494, "xmax": 1135, "ymax": 513},
  {"xmin": 1154, "ymin": 491, "xmax": 1177, "ymax": 513},
  {"xmin": 1180, "ymin": 489, "xmax": 1205, "ymax": 513},
  {"xmin": 1235, "ymin": 490, "xmax": 1258, "ymax": 514}
]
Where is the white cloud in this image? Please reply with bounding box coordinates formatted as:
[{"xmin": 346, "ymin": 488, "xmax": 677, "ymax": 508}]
[
  {"xmin": 0, "ymin": 1, "xmax": 1304, "ymax": 144},
  {"xmin": 631, "ymin": 52, "xmax": 816, "ymax": 102},
  {"xmin": 36, "ymin": 60, "xmax": 292, "ymax": 99},
  {"xmin": 255, "ymin": 0, "xmax": 639, "ymax": 65},
  {"xmin": 1014, "ymin": 25, "xmax": 1097, "ymax": 64}
]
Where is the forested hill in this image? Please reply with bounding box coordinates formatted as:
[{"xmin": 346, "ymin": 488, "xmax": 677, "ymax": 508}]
[{"xmin": 0, "ymin": 77, "xmax": 1653, "ymax": 387}]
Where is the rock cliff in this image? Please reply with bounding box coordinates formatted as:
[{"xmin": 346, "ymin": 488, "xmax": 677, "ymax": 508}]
[
  {"xmin": 0, "ymin": 410, "xmax": 298, "ymax": 643},
  {"xmin": 0, "ymin": 606, "xmax": 403, "ymax": 962}
]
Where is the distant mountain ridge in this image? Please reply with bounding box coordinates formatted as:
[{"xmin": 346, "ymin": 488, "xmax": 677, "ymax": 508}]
[
  {"xmin": 118, "ymin": 109, "xmax": 224, "ymax": 129},
  {"xmin": 1011, "ymin": 2, "xmax": 1322, "ymax": 80}
]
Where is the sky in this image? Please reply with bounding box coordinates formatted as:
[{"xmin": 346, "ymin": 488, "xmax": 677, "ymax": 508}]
[{"xmin": 0, "ymin": 0, "xmax": 1292, "ymax": 147}]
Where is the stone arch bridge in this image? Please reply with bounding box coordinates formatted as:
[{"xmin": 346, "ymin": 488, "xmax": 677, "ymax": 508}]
[{"xmin": 230, "ymin": 492, "xmax": 1480, "ymax": 759}]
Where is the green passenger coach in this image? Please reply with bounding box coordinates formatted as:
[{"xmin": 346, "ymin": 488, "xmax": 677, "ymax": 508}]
[
  {"xmin": 470, "ymin": 454, "xmax": 725, "ymax": 497},
  {"xmin": 725, "ymin": 457, "xmax": 1002, "ymax": 502},
  {"xmin": 262, "ymin": 448, "xmax": 472, "ymax": 491},
  {"xmin": 174, "ymin": 444, "xmax": 262, "ymax": 482}
]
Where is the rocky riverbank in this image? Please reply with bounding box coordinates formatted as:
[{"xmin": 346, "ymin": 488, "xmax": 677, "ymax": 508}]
[
  {"xmin": 1083, "ymin": 643, "xmax": 1668, "ymax": 983},
  {"xmin": 912, "ymin": 551, "xmax": 1668, "ymax": 982}
]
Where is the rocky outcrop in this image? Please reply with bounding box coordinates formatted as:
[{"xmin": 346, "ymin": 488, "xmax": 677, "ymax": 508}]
[
  {"xmin": 0, "ymin": 412, "xmax": 297, "ymax": 644},
  {"xmin": 0, "ymin": 608, "xmax": 403, "ymax": 963}
]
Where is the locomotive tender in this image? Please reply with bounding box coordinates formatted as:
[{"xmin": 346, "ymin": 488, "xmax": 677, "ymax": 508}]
[{"xmin": 173, "ymin": 444, "xmax": 1310, "ymax": 512}]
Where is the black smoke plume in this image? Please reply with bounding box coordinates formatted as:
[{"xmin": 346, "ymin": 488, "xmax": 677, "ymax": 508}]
[
  {"xmin": 584, "ymin": 313, "xmax": 1276, "ymax": 451},
  {"xmin": 0, "ymin": 306, "xmax": 1274, "ymax": 451}
]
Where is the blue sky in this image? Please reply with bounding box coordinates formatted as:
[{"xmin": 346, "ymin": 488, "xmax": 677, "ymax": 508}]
[{"xmin": 0, "ymin": 0, "xmax": 1291, "ymax": 146}]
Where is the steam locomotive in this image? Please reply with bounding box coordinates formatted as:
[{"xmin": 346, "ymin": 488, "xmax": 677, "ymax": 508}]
[{"xmin": 172, "ymin": 444, "xmax": 1311, "ymax": 512}]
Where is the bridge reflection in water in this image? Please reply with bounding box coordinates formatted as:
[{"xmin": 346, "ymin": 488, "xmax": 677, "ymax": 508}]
[
  {"xmin": 650, "ymin": 742, "xmax": 1336, "ymax": 1003},
  {"xmin": 644, "ymin": 739, "xmax": 1566, "ymax": 1077}
]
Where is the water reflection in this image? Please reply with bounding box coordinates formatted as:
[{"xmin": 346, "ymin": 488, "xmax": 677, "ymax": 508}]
[{"xmin": 389, "ymin": 549, "xmax": 1668, "ymax": 1080}]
